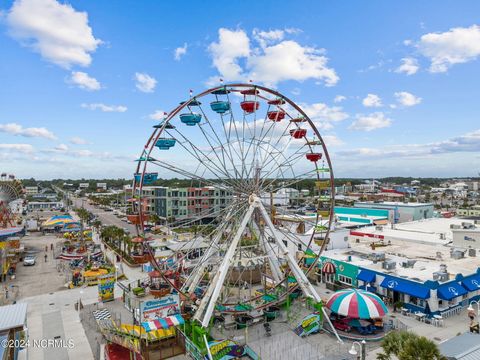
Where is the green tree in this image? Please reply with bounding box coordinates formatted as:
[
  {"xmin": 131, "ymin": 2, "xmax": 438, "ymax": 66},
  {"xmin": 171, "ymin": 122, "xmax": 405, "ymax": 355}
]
[{"xmin": 377, "ymin": 331, "xmax": 445, "ymax": 360}]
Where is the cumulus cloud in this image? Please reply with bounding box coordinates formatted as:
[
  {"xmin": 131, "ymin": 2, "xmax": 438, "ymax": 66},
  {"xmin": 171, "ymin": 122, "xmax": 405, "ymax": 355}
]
[
  {"xmin": 395, "ymin": 57, "xmax": 419, "ymax": 75},
  {"xmin": 394, "ymin": 91, "xmax": 422, "ymax": 107},
  {"xmin": 174, "ymin": 43, "xmax": 188, "ymax": 60},
  {"xmin": 81, "ymin": 103, "xmax": 127, "ymax": 112},
  {"xmin": 0, "ymin": 122, "xmax": 56, "ymax": 139},
  {"xmin": 207, "ymin": 28, "xmax": 338, "ymax": 87},
  {"xmin": 69, "ymin": 71, "xmax": 101, "ymax": 91},
  {"xmin": 362, "ymin": 94, "xmax": 382, "ymax": 107},
  {"xmin": 349, "ymin": 112, "xmax": 392, "ymax": 131},
  {"xmin": 417, "ymin": 24, "xmax": 480, "ymax": 73},
  {"xmin": 134, "ymin": 72, "xmax": 157, "ymax": 93},
  {"xmin": 149, "ymin": 110, "xmax": 166, "ymax": 121},
  {"xmin": 333, "ymin": 95, "xmax": 346, "ymax": 103},
  {"xmin": 54, "ymin": 143, "xmax": 68, "ymax": 151},
  {"xmin": 300, "ymin": 102, "xmax": 349, "ymax": 131},
  {"xmin": 0, "ymin": 143, "xmax": 34, "ymax": 153},
  {"xmin": 70, "ymin": 137, "xmax": 89, "ymax": 145},
  {"xmin": 6, "ymin": 0, "xmax": 101, "ymax": 68},
  {"xmin": 322, "ymin": 135, "xmax": 344, "ymax": 147}
]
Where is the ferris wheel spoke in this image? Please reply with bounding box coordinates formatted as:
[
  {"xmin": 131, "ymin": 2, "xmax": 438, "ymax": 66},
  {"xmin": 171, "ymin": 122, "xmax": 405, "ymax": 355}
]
[
  {"xmin": 258, "ymin": 150, "xmax": 308, "ymax": 190},
  {"xmin": 262, "ymin": 168, "xmax": 318, "ymax": 195}
]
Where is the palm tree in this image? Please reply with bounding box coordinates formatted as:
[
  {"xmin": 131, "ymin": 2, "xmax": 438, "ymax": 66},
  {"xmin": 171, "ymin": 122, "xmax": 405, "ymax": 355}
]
[{"xmin": 377, "ymin": 331, "xmax": 445, "ymax": 360}]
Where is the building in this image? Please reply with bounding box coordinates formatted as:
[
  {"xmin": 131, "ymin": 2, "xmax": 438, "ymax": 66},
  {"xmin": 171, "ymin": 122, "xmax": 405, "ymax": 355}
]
[
  {"xmin": 97, "ymin": 183, "xmax": 107, "ymax": 191},
  {"xmin": 457, "ymin": 206, "xmax": 480, "ymax": 217},
  {"xmin": 318, "ymin": 218, "xmax": 480, "ymax": 318},
  {"xmin": 27, "ymin": 201, "xmax": 63, "ymax": 211},
  {"xmin": 354, "ymin": 201, "xmax": 434, "ymax": 223},
  {"xmin": 452, "ymin": 221, "xmax": 480, "ymax": 249},
  {"xmin": 439, "ymin": 333, "xmax": 480, "ymax": 360},
  {"xmin": 0, "ymin": 303, "xmax": 27, "ymax": 360},
  {"xmin": 79, "ymin": 183, "xmax": 89, "ymax": 189},
  {"xmin": 138, "ymin": 186, "xmax": 232, "ymax": 222},
  {"xmin": 24, "ymin": 186, "xmax": 38, "ymax": 195},
  {"xmin": 334, "ymin": 206, "xmax": 389, "ymax": 227}
]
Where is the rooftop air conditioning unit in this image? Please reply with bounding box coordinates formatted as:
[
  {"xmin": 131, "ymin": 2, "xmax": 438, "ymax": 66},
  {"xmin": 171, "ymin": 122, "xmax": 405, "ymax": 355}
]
[
  {"xmin": 468, "ymin": 248, "xmax": 476, "ymax": 257},
  {"xmin": 375, "ymin": 226, "xmax": 384, "ymax": 231},
  {"xmin": 439, "ymin": 233, "xmax": 446, "ymax": 240},
  {"xmin": 433, "ymin": 272, "xmax": 449, "ymax": 282},
  {"xmin": 370, "ymin": 252, "xmax": 386, "ymax": 261},
  {"xmin": 401, "ymin": 259, "xmax": 416, "ymax": 268},
  {"xmin": 382, "ymin": 260, "xmax": 396, "ymax": 270},
  {"xmin": 451, "ymin": 250, "xmax": 464, "ymax": 260}
]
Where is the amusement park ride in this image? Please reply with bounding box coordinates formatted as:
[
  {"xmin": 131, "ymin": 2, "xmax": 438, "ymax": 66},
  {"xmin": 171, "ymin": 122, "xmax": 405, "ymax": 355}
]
[{"xmin": 128, "ymin": 83, "xmax": 340, "ymax": 357}]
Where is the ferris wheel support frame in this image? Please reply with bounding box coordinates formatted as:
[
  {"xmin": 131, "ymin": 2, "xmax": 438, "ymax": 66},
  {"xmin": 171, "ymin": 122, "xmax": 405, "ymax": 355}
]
[{"xmin": 193, "ymin": 194, "xmax": 342, "ymax": 343}]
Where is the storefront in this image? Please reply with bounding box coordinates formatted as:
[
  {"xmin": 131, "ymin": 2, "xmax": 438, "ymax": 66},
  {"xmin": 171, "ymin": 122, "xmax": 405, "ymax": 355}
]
[{"xmin": 318, "ymin": 257, "xmax": 359, "ymax": 290}]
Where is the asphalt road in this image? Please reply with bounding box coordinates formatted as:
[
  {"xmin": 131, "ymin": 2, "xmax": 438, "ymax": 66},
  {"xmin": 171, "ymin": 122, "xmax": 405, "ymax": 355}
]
[{"xmin": 71, "ymin": 197, "xmax": 137, "ymax": 234}]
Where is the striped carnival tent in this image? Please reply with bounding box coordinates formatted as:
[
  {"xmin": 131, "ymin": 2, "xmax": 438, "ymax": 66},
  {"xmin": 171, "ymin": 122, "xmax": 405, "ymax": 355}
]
[
  {"xmin": 326, "ymin": 288, "xmax": 388, "ymax": 319},
  {"xmin": 141, "ymin": 314, "xmax": 185, "ymax": 332},
  {"xmin": 322, "ymin": 261, "xmax": 336, "ymax": 274}
]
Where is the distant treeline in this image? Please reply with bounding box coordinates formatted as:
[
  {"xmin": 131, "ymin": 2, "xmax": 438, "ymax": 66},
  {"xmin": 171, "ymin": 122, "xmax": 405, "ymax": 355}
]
[{"xmin": 19, "ymin": 176, "xmax": 478, "ymax": 192}]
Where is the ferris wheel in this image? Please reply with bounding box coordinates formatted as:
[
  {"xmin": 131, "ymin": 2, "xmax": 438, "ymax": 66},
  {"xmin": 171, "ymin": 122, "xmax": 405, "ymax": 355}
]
[{"xmin": 130, "ymin": 83, "xmax": 335, "ymax": 329}]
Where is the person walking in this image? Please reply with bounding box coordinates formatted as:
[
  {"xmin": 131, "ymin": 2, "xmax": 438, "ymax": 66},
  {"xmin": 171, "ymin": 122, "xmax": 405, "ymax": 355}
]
[
  {"xmin": 4, "ymin": 285, "xmax": 8, "ymax": 300},
  {"xmin": 44, "ymin": 253, "xmax": 47, "ymax": 262},
  {"xmin": 50, "ymin": 243, "xmax": 53, "ymax": 251}
]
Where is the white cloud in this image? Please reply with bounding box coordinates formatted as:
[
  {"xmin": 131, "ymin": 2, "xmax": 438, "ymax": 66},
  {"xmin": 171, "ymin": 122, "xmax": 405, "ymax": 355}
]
[
  {"xmin": 0, "ymin": 143, "xmax": 34, "ymax": 153},
  {"xmin": 333, "ymin": 95, "xmax": 346, "ymax": 103},
  {"xmin": 362, "ymin": 94, "xmax": 382, "ymax": 107},
  {"xmin": 134, "ymin": 72, "xmax": 157, "ymax": 93},
  {"xmin": 417, "ymin": 24, "xmax": 480, "ymax": 73},
  {"xmin": 6, "ymin": 0, "xmax": 101, "ymax": 68},
  {"xmin": 322, "ymin": 135, "xmax": 344, "ymax": 147},
  {"xmin": 337, "ymin": 129, "xmax": 480, "ymax": 158},
  {"xmin": 300, "ymin": 102, "xmax": 349, "ymax": 131},
  {"xmin": 81, "ymin": 103, "xmax": 127, "ymax": 112},
  {"xmin": 70, "ymin": 71, "xmax": 101, "ymax": 91},
  {"xmin": 395, "ymin": 57, "xmax": 419, "ymax": 75},
  {"xmin": 349, "ymin": 112, "xmax": 392, "ymax": 131},
  {"xmin": 54, "ymin": 143, "xmax": 68, "ymax": 151},
  {"xmin": 70, "ymin": 137, "xmax": 89, "ymax": 145},
  {"xmin": 394, "ymin": 91, "xmax": 422, "ymax": 107},
  {"xmin": 174, "ymin": 43, "xmax": 188, "ymax": 61},
  {"xmin": 149, "ymin": 110, "xmax": 166, "ymax": 121},
  {"xmin": 208, "ymin": 28, "xmax": 250, "ymax": 81},
  {"xmin": 0, "ymin": 122, "xmax": 56, "ymax": 139},
  {"xmin": 207, "ymin": 28, "xmax": 338, "ymax": 87}
]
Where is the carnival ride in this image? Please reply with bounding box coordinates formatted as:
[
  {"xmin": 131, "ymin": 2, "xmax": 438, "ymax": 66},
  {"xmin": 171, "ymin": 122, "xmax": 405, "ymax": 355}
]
[
  {"xmin": 130, "ymin": 83, "xmax": 338, "ymax": 350},
  {"xmin": 0, "ymin": 173, "xmax": 24, "ymax": 231}
]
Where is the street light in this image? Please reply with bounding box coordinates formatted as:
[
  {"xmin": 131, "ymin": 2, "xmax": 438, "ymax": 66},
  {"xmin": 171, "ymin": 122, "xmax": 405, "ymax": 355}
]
[
  {"xmin": 468, "ymin": 300, "xmax": 480, "ymax": 316},
  {"xmin": 349, "ymin": 340, "xmax": 366, "ymax": 360}
]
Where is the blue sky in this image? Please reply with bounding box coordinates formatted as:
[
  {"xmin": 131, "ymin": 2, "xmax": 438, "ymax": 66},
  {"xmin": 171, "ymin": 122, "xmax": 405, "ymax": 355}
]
[{"xmin": 0, "ymin": 0, "xmax": 479, "ymax": 179}]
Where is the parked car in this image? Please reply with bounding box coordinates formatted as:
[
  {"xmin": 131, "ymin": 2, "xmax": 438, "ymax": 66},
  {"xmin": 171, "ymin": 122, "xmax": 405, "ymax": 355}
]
[{"xmin": 23, "ymin": 255, "xmax": 36, "ymax": 266}]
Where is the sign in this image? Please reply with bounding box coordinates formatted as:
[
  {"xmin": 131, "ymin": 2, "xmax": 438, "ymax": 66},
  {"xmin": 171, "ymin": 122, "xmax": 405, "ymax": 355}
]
[
  {"xmin": 140, "ymin": 294, "xmax": 180, "ymax": 321},
  {"xmin": 98, "ymin": 274, "xmax": 115, "ymax": 302},
  {"xmin": 207, "ymin": 340, "xmax": 245, "ymax": 360},
  {"xmin": 294, "ymin": 313, "xmax": 322, "ymax": 337}
]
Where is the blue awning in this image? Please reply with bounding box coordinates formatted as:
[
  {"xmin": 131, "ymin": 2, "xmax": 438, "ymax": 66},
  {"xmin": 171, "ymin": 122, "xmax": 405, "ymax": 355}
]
[
  {"xmin": 437, "ymin": 282, "xmax": 468, "ymax": 300},
  {"xmin": 380, "ymin": 276, "xmax": 430, "ymax": 299},
  {"xmin": 462, "ymin": 274, "xmax": 480, "ymax": 291},
  {"xmin": 357, "ymin": 269, "xmax": 376, "ymax": 283}
]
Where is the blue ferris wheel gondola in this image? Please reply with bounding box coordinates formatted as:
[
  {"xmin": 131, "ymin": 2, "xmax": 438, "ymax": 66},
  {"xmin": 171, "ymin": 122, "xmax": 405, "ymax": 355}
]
[
  {"xmin": 134, "ymin": 172, "xmax": 158, "ymax": 184},
  {"xmin": 210, "ymin": 100, "xmax": 231, "ymax": 114},
  {"xmin": 155, "ymin": 138, "xmax": 176, "ymax": 150},
  {"xmin": 180, "ymin": 113, "xmax": 202, "ymax": 126}
]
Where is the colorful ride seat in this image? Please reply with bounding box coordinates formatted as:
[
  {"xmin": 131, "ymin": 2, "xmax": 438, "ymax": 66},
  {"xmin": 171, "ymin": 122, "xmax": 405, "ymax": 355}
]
[
  {"xmin": 155, "ymin": 138, "xmax": 176, "ymax": 150},
  {"xmin": 290, "ymin": 117, "xmax": 306, "ymax": 123},
  {"xmin": 240, "ymin": 88, "xmax": 259, "ymax": 95},
  {"xmin": 212, "ymin": 87, "xmax": 230, "ymax": 95},
  {"xmin": 306, "ymin": 153, "xmax": 322, "ymax": 162},
  {"xmin": 210, "ymin": 100, "xmax": 231, "ymax": 114},
  {"xmin": 180, "ymin": 99, "xmax": 202, "ymax": 106},
  {"xmin": 267, "ymin": 110, "xmax": 286, "ymax": 121},
  {"xmin": 240, "ymin": 101, "xmax": 259, "ymax": 113},
  {"xmin": 180, "ymin": 113, "xmax": 202, "ymax": 126},
  {"xmin": 134, "ymin": 172, "xmax": 158, "ymax": 184},
  {"xmin": 290, "ymin": 129, "xmax": 307, "ymax": 139},
  {"xmin": 153, "ymin": 121, "xmax": 175, "ymax": 129},
  {"xmin": 268, "ymin": 98, "xmax": 285, "ymax": 105}
]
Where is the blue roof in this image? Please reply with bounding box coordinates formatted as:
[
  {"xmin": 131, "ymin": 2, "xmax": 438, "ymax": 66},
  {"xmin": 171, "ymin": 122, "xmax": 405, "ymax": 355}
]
[
  {"xmin": 462, "ymin": 273, "xmax": 480, "ymax": 292},
  {"xmin": 380, "ymin": 276, "xmax": 430, "ymax": 299},
  {"xmin": 357, "ymin": 269, "xmax": 376, "ymax": 283},
  {"xmin": 437, "ymin": 282, "xmax": 468, "ymax": 300}
]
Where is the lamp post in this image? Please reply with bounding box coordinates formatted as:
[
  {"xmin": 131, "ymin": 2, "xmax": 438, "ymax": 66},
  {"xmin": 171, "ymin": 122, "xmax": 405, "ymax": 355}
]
[
  {"xmin": 468, "ymin": 300, "xmax": 480, "ymax": 316},
  {"xmin": 348, "ymin": 340, "xmax": 366, "ymax": 360}
]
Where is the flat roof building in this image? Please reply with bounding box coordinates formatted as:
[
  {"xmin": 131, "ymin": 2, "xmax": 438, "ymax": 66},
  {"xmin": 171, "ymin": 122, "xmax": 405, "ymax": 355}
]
[{"xmin": 354, "ymin": 201, "xmax": 434, "ymax": 223}]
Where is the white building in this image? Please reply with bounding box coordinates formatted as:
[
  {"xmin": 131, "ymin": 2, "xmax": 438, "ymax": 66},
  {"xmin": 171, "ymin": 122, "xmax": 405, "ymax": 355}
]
[
  {"xmin": 452, "ymin": 222, "xmax": 480, "ymax": 249},
  {"xmin": 97, "ymin": 183, "xmax": 107, "ymax": 191},
  {"xmin": 79, "ymin": 183, "xmax": 89, "ymax": 189},
  {"xmin": 27, "ymin": 201, "xmax": 63, "ymax": 211},
  {"xmin": 25, "ymin": 186, "xmax": 39, "ymax": 195}
]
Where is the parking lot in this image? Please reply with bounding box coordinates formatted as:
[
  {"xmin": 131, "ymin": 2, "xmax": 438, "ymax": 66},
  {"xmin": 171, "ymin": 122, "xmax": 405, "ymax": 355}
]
[{"xmin": 9, "ymin": 232, "xmax": 69, "ymax": 300}]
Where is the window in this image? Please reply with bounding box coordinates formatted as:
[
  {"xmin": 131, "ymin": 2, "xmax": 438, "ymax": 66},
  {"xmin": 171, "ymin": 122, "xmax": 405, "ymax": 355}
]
[{"xmin": 338, "ymin": 275, "xmax": 352, "ymax": 285}]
